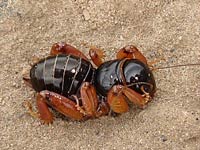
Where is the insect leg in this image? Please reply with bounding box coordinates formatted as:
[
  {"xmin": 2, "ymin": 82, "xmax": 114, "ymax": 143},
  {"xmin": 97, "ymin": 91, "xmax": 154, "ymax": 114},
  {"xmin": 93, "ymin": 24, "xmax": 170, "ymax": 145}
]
[
  {"xmin": 39, "ymin": 90, "xmax": 84, "ymax": 121},
  {"xmin": 36, "ymin": 93, "xmax": 54, "ymax": 124},
  {"xmin": 107, "ymin": 85, "xmax": 129, "ymax": 114},
  {"xmin": 107, "ymin": 85, "xmax": 151, "ymax": 113},
  {"xmin": 79, "ymin": 82, "xmax": 109, "ymax": 117},
  {"xmin": 89, "ymin": 46, "xmax": 105, "ymax": 67},
  {"xmin": 116, "ymin": 45, "xmax": 147, "ymax": 64},
  {"xmin": 96, "ymin": 101, "xmax": 110, "ymax": 117},
  {"xmin": 122, "ymin": 86, "xmax": 151, "ymax": 109},
  {"xmin": 23, "ymin": 93, "xmax": 54, "ymax": 124},
  {"xmin": 50, "ymin": 42, "xmax": 88, "ymax": 60}
]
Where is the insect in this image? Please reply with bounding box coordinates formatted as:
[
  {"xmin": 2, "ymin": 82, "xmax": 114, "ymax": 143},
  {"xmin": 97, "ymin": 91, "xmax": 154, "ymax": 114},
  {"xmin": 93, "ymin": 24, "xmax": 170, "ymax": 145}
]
[{"xmin": 23, "ymin": 42, "xmax": 158, "ymax": 124}]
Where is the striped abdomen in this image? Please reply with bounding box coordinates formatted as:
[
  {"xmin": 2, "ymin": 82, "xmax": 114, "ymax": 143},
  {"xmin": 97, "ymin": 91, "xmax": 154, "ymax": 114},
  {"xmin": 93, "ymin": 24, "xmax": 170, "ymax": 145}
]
[{"xmin": 30, "ymin": 54, "xmax": 95, "ymax": 97}]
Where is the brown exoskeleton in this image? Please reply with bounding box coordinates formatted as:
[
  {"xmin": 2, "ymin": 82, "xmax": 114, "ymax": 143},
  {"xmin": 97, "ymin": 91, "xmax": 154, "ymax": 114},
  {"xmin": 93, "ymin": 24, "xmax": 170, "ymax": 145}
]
[{"xmin": 23, "ymin": 42, "xmax": 199, "ymax": 124}]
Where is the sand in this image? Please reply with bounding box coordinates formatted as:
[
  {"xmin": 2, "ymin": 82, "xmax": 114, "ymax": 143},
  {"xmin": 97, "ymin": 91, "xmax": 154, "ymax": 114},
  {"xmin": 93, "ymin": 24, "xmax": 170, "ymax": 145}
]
[{"xmin": 0, "ymin": 0, "xmax": 200, "ymax": 149}]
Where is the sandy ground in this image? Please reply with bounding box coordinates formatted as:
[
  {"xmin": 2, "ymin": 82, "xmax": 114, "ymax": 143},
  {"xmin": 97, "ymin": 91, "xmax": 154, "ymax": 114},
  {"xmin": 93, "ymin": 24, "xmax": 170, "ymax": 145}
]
[{"xmin": 0, "ymin": 0, "xmax": 200, "ymax": 149}]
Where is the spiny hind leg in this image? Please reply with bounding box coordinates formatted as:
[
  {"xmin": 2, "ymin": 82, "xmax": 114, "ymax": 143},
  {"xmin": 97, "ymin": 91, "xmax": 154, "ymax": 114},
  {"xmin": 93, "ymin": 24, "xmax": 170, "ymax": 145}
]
[
  {"xmin": 40, "ymin": 90, "xmax": 84, "ymax": 121},
  {"xmin": 36, "ymin": 93, "xmax": 54, "ymax": 124},
  {"xmin": 23, "ymin": 93, "xmax": 54, "ymax": 124}
]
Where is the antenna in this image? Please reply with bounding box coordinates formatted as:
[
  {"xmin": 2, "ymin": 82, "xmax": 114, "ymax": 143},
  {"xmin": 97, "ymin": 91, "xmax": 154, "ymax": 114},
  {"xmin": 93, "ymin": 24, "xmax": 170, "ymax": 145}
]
[{"xmin": 155, "ymin": 63, "xmax": 200, "ymax": 70}]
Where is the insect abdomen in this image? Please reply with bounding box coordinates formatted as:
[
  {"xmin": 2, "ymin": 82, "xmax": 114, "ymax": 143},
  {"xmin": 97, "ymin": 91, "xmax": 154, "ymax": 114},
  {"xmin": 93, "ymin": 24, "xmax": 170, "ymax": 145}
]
[{"xmin": 30, "ymin": 54, "xmax": 94, "ymax": 96}]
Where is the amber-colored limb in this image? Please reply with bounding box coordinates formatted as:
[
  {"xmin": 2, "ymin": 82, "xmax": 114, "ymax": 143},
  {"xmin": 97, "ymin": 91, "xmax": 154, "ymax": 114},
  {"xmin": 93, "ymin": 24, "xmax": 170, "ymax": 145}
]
[
  {"xmin": 39, "ymin": 90, "xmax": 84, "ymax": 122},
  {"xmin": 36, "ymin": 93, "xmax": 54, "ymax": 124},
  {"xmin": 116, "ymin": 45, "xmax": 148, "ymax": 64},
  {"xmin": 50, "ymin": 42, "xmax": 89, "ymax": 60},
  {"xmin": 122, "ymin": 86, "xmax": 151, "ymax": 109},
  {"xmin": 75, "ymin": 82, "xmax": 109, "ymax": 117},
  {"xmin": 107, "ymin": 85, "xmax": 129, "ymax": 113},
  {"xmin": 89, "ymin": 46, "xmax": 105, "ymax": 67},
  {"xmin": 23, "ymin": 93, "xmax": 54, "ymax": 124},
  {"xmin": 107, "ymin": 85, "xmax": 151, "ymax": 114}
]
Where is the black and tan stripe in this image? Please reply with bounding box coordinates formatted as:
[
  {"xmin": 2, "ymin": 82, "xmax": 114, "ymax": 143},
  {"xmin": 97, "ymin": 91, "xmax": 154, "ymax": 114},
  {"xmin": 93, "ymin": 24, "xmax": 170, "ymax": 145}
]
[{"xmin": 30, "ymin": 54, "xmax": 95, "ymax": 97}]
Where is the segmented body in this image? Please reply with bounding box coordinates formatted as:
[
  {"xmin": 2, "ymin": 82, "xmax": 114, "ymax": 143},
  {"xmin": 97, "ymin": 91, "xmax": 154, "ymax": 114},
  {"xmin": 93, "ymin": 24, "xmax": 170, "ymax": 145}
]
[
  {"xmin": 30, "ymin": 54, "xmax": 95, "ymax": 97},
  {"xmin": 30, "ymin": 54, "xmax": 156, "ymax": 101},
  {"xmin": 24, "ymin": 43, "xmax": 160, "ymax": 123}
]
